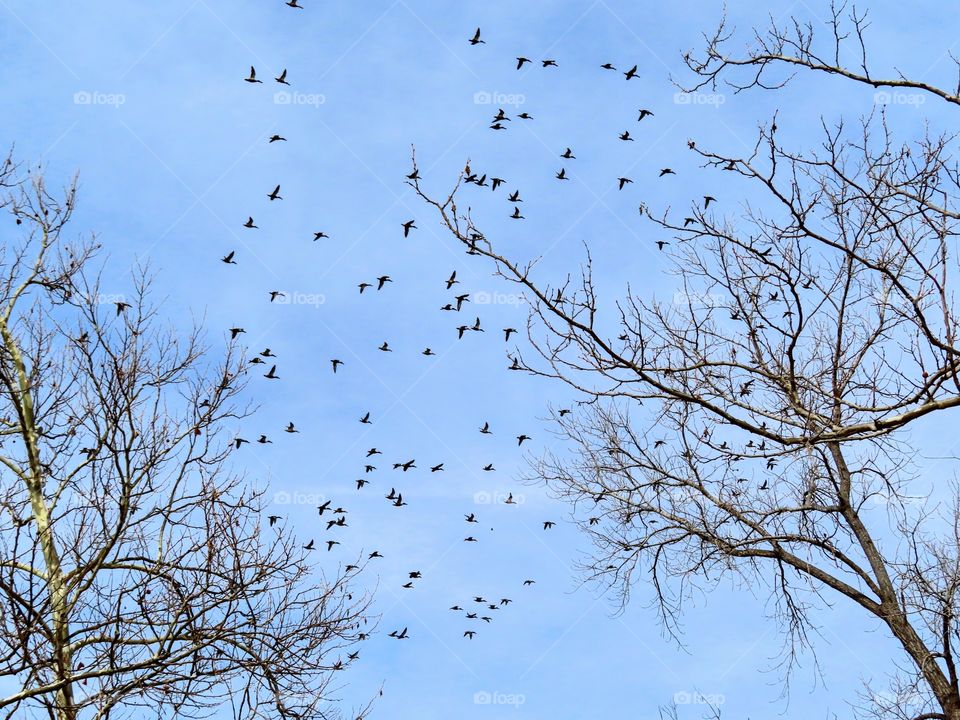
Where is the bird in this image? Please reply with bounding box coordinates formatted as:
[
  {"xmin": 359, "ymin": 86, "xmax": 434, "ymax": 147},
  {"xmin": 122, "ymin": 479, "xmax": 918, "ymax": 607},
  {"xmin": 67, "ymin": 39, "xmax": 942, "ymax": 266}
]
[
  {"xmin": 402, "ymin": 582, "xmax": 414, "ymax": 589},
  {"xmin": 601, "ymin": 62, "xmax": 616, "ymax": 70},
  {"xmin": 243, "ymin": 217, "xmax": 258, "ymax": 228},
  {"xmin": 517, "ymin": 112, "xmax": 533, "ymax": 119},
  {"xmin": 508, "ymin": 190, "xmax": 522, "ymax": 202},
  {"xmin": 516, "ymin": 57, "xmax": 531, "ymax": 69},
  {"xmin": 464, "ymin": 631, "xmax": 476, "ymax": 639},
  {"xmin": 465, "ymin": 513, "xmax": 478, "ymax": 523},
  {"xmin": 257, "ymin": 435, "xmax": 272, "ymax": 444},
  {"xmin": 454, "ymin": 294, "xmax": 470, "ymax": 311},
  {"xmin": 619, "ymin": 131, "xmax": 634, "ymax": 141},
  {"xmin": 326, "ymin": 540, "xmax": 339, "ymax": 551},
  {"xmin": 234, "ymin": 438, "xmax": 249, "ymax": 449},
  {"xmin": 244, "ymin": 66, "xmax": 262, "ymax": 83},
  {"xmin": 356, "ymin": 478, "xmax": 369, "ymax": 489},
  {"xmin": 358, "ymin": 282, "xmax": 372, "ymax": 293},
  {"xmin": 704, "ymin": 195, "xmax": 716, "ymax": 207},
  {"xmin": 275, "ymin": 69, "xmax": 290, "ymax": 85},
  {"xmin": 503, "ymin": 328, "xmax": 517, "ymax": 342},
  {"xmin": 468, "ymin": 27, "xmax": 485, "ymax": 45},
  {"xmin": 331, "ymin": 359, "xmax": 343, "ymax": 373},
  {"xmin": 624, "ymin": 64, "xmax": 639, "ymax": 80},
  {"xmin": 556, "ymin": 168, "xmax": 568, "ymax": 181},
  {"xmin": 511, "ymin": 207, "xmax": 524, "ymax": 220},
  {"xmin": 286, "ymin": 0, "xmax": 303, "ymax": 7},
  {"xmin": 264, "ymin": 365, "xmax": 279, "ymax": 379},
  {"xmin": 285, "ymin": 422, "xmax": 298, "ymax": 433},
  {"xmin": 269, "ymin": 291, "xmax": 285, "ymax": 302},
  {"xmin": 229, "ymin": 327, "xmax": 245, "ymax": 339},
  {"xmin": 430, "ymin": 463, "xmax": 444, "ymax": 472},
  {"xmin": 543, "ymin": 521, "xmax": 555, "ymax": 530},
  {"xmin": 402, "ymin": 220, "xmax": 417, "ymax": 237},
  {"xmin": 542, "ymin": 59, "xmax": 558, "ymax": 67},
  {"xmin": 560, "ymin": 147, "xmax": 575, "ymax": 159},
  {"xmin": 378, "ymin": 341, "xmax": 392, "ymax": 352},
  {"xmin": 221, "ymin": 252, "xmax": 237, "ymax": 265},
  {"xmin": 445, "ymin": 271, "xmax": 458, "ymax": 289},
  {"xmin": 659, "ymin": 168, "xmax": 676, "ymax": 177},
  {"xmin": 483, "ymin": 464, "xmax": 495, "ymax": 472},
  {"xmin": 369, "ymin": 551, "xmax": 383, "ymax": 559},
  {"xmin": 618, "ymin": 177, "xmax": 633, "ymax": 190},
  {"xmin": 656, "ymin": 240, "xmax": 669, "ymax": 251},
  {"xmin": 267, "ymin": 515, "xmax": 281, "ymax": 526},
  {"xmin": 464, "ymin": 536, "xmax": 478, "ymax": 542},
  {"xmin": 268, "ymin": 135, "xmax": 286, "ymax": 143},
  {"xmin": 637, "ymin": 108, "xmax": 654, "ymax": 121},
  {"xmin": 359, "ymin": 412, "xmax": 371, "ymax": 424},
  {"xmin": 422, "ymin": 348, "xmax": 436, "ymax": 356},
  {"xmin": 479, "ymin": 422, "xmax": 491, "ymax": 434},
  {"xmin": 517, "ymin": 434, "xmax": 531, "ymax": 445},
  {"xmin": 313, "ymin": 231, "xmax": 329, "ymax": 241},
  {"xmin": 505, "ymin": 493, "xmax": 517, "ymax": 505},
  {"xmin": 388, "ymin": 627, "xmax": 408, "ymax": 639},
  {"xmin": 523, "ymin": 579, "xmax": 536, "ymax": 586},
  {"xmin": 267, "ymin": 185, "xmax": 282, "ymax": 201},
  {"xmin": 303, "ymin": 540, "xmax": 315, "ymax": 550},
  {"xmin": 377, "ymin": 276, "xmax": 392, "ymax": 290}
]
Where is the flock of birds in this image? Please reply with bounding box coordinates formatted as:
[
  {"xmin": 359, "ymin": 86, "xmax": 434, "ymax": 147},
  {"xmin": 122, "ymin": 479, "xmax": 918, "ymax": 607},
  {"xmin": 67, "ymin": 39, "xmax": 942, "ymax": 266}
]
[{"xmin": 217, "ymin": 6, "xmax": 720, "ymax": 671}]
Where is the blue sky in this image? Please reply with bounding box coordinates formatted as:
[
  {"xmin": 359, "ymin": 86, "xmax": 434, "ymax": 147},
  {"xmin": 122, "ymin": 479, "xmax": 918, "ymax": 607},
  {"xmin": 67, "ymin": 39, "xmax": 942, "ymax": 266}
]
[{"xmin": 3, "ymin": 1, "xmax": 959, "ymax": 717}]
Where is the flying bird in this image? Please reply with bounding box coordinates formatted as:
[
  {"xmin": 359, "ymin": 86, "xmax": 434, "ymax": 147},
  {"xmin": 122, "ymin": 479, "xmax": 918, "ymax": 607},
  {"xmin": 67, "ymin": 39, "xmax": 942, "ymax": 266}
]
[
  {"xmin": 244, "ymin": 66, "xmax": 262, "ymax": 83},
  {"xmin": 468, "ymin": 27, "xmax": 485, "ymax": 45}
]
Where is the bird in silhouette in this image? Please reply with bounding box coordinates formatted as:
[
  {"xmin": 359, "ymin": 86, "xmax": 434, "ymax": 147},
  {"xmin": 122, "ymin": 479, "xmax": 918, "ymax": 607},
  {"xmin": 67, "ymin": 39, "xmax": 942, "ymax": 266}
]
[
  {"xmin": 243, "ymin": 217, "xmax": 257, "ymax": 228},
  {"xmin": 369, "ymin": 551, "xmax": 383, "ymax": 559},
  {"xmin": 469, "ymin": 27, "xmax": 485, "ymax": 45},
  {"xmin": 234, "ymin": 438, "xmax": 250, "ymax": 449},
  {"xmin": 543, "ymin": 521, "xmax": 555, "ymax": 530},
  {"xmin": 422, "ymin": 348, "xmax": 436, "ymax": 356},
  {"xmin": 601, "ymin": 62, "xmax": 616, "ymax": 70},
  {"xmin": 268, "ymin": 185, "xmax": 282, "ymax": 201},
  {"xmin": 221, "ymin": 252, "xmax": 237, "ymax": 265},
  {"xmin": 508, "ymin": 190, "xmax": 522, "ymax": 203},
  {"xmin": 313, "ymin": 231, "xmax": 329, "ymax": 241},
  {"xmin": 464, "ymin": 536, "xmax": 478, "ymax": 542},
  {"xmin": 505, "ymin": 493, "xmax": 517, "ymax": 504},
  {"xmin": 303, "ymin": 539, "xmax": 314, "ymax": 550},
  {"xmin": 556, "ymin": 168, "xmax": 569, "ymax": 181},
  {"xmin": 517, "ymin": 434, "xmax": 531, "ymax": 445},
  {"xmin": 659, "ymin": 168, "xmax": 675, "ymax": 177},
  {"xmin": 511, "ymin": 207, "xmax": 524, "ymax": 219},
  {"xmin": 244, "ymin": 66, "xmax": 262, "ymax": 83},
  {"xmin": 618, "ymin": 177, "xmax": 633, "ymax": 190},
  {"xmin": 367, "ymin": 448, "xmax": 381, "ymax": 457},
  {"xmin": 356, "ymin": 478, "xmax": 369, "ymax": 489},
  {"xmin": 517, "ymin": 112, "xmax": 533, "ymax": 119},
  {"xmin": 388, "ymin": 627, "xmax": 408, "ymax": 639},
  {"xmin": 402, "ymin": 582, "xmax": 414, "ymax": 589},
  {"xmin": 445, "ymin": 271, "xmax": 458, "ymax": 289},
  {"xmin": 454, "ymin": 293, "xmax": 470, "ymax": 311},
  {"xmin": 285, "ymin": 422, "xmax": 298, "ymax": 433},
  {"xmin": 431, "ymin": 463, "xmax": 444, "ymax": 472},
  {"xmin": 480, "ymin": 422, "xmax": 491, "ymax": 434},
  {"xmin": 483, "ymin": 464, "xmax": 495, "ymax": 472},
  {"xmin": 331, "ymin": 359, "xmax": 343, "ymax": 373},
  {"xmin": 268, "ymin": 515, "xmax": 281, "ymax": 526},
  {"xmin": 257, "ymin": 435, "xmax": 272, "ymax": 444},
  {"xmin": 286, "ymin": 0, "xmax": 303, "ymax": 7},
  {"xmin": 465, "ymin": 513, "xmax": 478, "ymax": 523},
  {"xmin": 656, "ymin": 240, "xmax": 669, "ymax": 251},
  {"xmin": 229, "ymin": 327, "xmax": 245, "ymax": 339},
  {"xmin": 516, "ymin": 57, "xmax": 531, "ymax": 69},
  {"xmin": 503, "ymin": 328, "xmax": 517, "ymax": 342},
  {"xmin": 624, "ymin": 64, "xmax": 639, "ymax": 80},
  {"xmin": 377, "ymin": 275, "xmax": 392, "ymax": 290},
  {"xmin": 523, "ymin": 579, "xmax": 536, "ymax": 586},
  {"xmin": 704, "ymin": 195, "xmax": 716, "ymax": 207},
  {"xmin": 619, "ymin": 131, "xmax": 634, "ymax": 141},
  {"xmin": 378, "ymin": 341, "xmax": 392, "ymax": 352},
  {"xmin": 402, "ymin": 220, "xmax": 417, "ymax": 237},
  {"xmin": 358, "ymin": 282, "xmax": 372, "ymax": 293},
  {"xmin": 268, "ymin": 135, "xmax": 286, "ymax": 143},
  {"xmin": 264, "ymin": 365, "xmax": 279, "ymax": 379},
  {"xmin": 637, "ymin": 108, "xmax": 654, "ymax": 121},
  {"xmin": 393, "ymin": 494, "xmax": 408, "ymax": 507},
  {"xmin": 359, "ymin": 412, "xmax": 371, "ymax": 424},
  {"xmin": 542, "ymin": 59, "xmax": 558, "ymax": 67},
  {"xmin": 464, "ymin": 631, "xmax": 476, "ymax": 639},
  {"xmin": 275, "ymin": 69, "xmax": 290, "ymax": 85},
  {"xmin": 326, "ymin": 540, "xmax": 339, "ymax": 551},
  {"xmin": 269, "ymin": 291, "xmax": 285, "ymax": 302}
]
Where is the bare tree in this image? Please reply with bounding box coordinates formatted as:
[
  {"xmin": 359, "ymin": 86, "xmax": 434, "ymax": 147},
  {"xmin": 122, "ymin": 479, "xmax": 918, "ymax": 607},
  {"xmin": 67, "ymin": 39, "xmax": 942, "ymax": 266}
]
[
  {"xmin": 0, "ymin": 156, "xmax": 369, "ymax": 720},
  {"xmin": 413, "ymin": 6, "xmax": 960, "ymax": 718}
]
